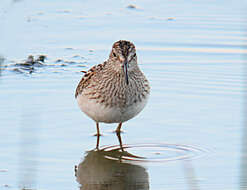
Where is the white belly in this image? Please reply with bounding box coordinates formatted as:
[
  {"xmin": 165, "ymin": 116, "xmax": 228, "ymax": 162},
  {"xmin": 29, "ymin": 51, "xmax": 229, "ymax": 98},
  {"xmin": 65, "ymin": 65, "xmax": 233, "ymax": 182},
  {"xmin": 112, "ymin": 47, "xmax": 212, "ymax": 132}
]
[{"xmin": 77, "ymin": 94, "xmax": 148, "ymax": 123}]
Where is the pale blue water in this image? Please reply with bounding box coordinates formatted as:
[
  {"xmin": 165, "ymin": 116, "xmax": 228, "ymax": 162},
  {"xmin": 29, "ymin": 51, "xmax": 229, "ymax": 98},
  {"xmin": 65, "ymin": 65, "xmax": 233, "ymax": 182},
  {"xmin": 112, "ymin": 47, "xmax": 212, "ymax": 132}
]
[{"xmin": 0, "ymin": 0, "xmax": 246, "ymax": 190}]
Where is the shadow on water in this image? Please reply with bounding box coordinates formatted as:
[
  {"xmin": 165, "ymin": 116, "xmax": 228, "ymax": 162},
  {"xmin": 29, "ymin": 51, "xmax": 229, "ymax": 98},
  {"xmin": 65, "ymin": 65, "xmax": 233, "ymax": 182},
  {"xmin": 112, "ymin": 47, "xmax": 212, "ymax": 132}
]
[{"xmin": 75, "ymin": 148, "xmax": 149, "ymax": 190}]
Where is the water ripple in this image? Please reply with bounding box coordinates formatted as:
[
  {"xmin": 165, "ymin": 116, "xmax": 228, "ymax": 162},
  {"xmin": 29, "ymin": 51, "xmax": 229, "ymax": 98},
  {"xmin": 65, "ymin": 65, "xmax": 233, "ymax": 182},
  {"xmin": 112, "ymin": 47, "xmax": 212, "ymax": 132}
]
[{"xmin": 101, "ymin": 143, "xmax": 208, "ymax": 163}]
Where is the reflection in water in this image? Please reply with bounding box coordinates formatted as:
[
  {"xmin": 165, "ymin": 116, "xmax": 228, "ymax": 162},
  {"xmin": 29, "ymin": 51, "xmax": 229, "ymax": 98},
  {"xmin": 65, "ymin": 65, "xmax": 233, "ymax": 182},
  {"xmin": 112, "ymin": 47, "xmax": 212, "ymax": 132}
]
[
  {"xmin": 96, "ymin": 130, "xmax": 124, "ymax": 151},
  {"xmin": 75, "ymin": 149, "xmax": 149, "ymax": 190},
  {"xmin": 79, "ymin": 132, "xmax": 202, "ymax": 190}
]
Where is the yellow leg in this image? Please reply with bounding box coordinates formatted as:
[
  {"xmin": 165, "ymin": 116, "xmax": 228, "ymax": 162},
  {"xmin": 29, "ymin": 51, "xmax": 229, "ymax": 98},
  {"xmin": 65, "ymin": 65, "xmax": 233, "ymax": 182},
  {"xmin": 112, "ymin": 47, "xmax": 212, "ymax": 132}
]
[
  {"xmin": 96, "ymin": 122, "xmax": 100, "ymax": 136},
  {"xmin": 116, "ymin": 122, "xmax": 122, "ymax": 133},
  {"xmin": 96, "ymin": 122, "xmax": 100, "ymax": 150},
  {"xmin": 116, "ymin": 123, "xmax": 124, "ymax": 151}
]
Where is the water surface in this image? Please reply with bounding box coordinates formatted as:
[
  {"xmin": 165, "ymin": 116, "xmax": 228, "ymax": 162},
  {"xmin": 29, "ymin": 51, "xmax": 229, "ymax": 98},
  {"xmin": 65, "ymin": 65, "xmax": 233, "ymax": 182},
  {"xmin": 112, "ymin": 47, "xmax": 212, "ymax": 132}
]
[{"xmin": 0, "ymin": 0, "xmax": 246, "ymax": 189}]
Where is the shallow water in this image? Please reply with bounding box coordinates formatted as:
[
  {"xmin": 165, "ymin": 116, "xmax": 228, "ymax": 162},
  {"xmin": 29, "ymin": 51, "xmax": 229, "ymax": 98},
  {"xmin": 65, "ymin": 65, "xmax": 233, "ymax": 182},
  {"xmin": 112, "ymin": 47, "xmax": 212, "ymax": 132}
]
[{"xmin": 0, "ymin": 0, "xmax": 246, "ymax": 189}]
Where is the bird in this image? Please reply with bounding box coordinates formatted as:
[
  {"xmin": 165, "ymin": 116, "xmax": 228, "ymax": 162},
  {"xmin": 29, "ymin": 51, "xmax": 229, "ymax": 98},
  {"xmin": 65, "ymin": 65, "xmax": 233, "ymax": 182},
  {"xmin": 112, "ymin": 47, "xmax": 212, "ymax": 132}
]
[{"xmin": 75, "ymin": 40, "xmax": 150, "ymax": 145}]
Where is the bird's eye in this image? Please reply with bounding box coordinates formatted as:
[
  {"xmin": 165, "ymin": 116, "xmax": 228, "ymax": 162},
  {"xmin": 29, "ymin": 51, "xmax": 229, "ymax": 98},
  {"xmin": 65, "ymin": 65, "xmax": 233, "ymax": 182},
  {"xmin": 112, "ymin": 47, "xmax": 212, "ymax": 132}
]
[{"xmin": 112, "ymin": 52, "xmax": 117, "ymax": 57}]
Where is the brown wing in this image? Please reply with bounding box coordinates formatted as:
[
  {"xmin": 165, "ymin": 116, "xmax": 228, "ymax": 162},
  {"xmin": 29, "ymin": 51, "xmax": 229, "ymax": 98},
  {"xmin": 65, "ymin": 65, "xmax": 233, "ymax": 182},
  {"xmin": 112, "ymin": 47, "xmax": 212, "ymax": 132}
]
[{"xmin": 75, "ymin": 62, "xmax": 106, "ymax": 98}]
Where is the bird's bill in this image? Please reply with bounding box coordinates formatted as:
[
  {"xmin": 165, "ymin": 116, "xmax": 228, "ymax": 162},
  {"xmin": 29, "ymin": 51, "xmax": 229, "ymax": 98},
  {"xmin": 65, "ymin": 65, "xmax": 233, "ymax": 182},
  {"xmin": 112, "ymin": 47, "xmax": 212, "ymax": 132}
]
[{"xmin": 123, "ymin": 60, "xmax": 129, "ymax": 85}]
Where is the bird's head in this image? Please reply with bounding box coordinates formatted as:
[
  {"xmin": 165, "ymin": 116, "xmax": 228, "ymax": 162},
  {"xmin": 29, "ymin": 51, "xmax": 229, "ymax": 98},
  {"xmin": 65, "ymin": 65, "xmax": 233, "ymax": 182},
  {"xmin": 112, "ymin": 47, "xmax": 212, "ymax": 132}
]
[{"xmin": 109, "ymin": 40, "xmax": 137, "ymax": 85}]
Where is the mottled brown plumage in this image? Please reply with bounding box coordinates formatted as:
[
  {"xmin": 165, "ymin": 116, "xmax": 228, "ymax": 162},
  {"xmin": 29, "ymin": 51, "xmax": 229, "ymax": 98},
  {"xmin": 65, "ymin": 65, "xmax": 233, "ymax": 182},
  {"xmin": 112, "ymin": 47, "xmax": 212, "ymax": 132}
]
[{"xmin": 75, "ymin": 40, "xmax": 150, "ymax": 141}]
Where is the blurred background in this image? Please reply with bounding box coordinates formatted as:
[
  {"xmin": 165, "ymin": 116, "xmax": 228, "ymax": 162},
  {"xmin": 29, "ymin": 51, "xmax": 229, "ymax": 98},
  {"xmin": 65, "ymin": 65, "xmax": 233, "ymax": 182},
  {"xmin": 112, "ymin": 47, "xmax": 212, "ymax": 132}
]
[{"xmin": 0, "ymin": 0, "xmax": 246, "ymax": 189}]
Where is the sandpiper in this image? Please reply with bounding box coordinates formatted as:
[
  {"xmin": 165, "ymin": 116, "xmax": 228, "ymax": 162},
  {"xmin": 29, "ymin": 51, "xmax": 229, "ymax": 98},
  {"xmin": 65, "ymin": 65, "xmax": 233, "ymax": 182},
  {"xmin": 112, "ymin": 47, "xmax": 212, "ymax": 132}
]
[{"xmin": 75, "ymin": 40, "xmax": 150, "ymax": 141}]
